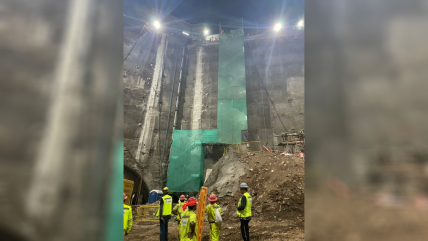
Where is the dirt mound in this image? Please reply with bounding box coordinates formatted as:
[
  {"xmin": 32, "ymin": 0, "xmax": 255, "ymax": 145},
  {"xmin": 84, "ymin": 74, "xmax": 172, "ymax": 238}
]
[
  {"xmin": 209, "ymin": 151, "xmax": 305, "ymax": 227},
  {"xmin": 204, "ymin": 151, "xmax": 250, "ymax": 197}
]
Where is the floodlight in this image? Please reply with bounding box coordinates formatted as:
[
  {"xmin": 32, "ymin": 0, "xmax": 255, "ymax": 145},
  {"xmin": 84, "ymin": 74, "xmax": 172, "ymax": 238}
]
[{"xmin": 204, "ymin": 29, "xmax": 209, "ymax": 35}]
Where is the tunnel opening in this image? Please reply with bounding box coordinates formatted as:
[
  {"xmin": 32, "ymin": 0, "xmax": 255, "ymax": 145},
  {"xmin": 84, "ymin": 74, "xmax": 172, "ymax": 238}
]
[{"xmin": 124, "ymin": 166, "xmax": 149, "ymax": 205}]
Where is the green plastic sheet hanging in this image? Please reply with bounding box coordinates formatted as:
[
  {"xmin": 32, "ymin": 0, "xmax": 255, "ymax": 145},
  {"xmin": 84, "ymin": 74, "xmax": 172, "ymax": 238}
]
[
  {"xmin": 166, "ymin": 129, "xmax": 218, "ymax": 193},
  {"xmin": 217, "ymin": 29, "xmax": 248, "ymax": 144},
  {"xmin": 167, "ymin": 27, "xmax": 248, "ymax": 193}
]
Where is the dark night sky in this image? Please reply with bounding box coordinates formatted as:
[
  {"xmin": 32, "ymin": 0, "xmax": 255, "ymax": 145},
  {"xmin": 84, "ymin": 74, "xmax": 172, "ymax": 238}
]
[{"xmin": 129, "ymin": 0, "xmax": 304, "ymax": 34}]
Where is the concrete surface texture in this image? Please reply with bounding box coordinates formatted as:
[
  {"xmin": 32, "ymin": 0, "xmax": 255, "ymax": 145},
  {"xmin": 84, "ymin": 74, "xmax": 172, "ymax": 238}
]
[
  {"xmin": 124, "ymin": 30, "xmax": 189, "ymax": 202},
  {"xmin": 123, "ymin": 5, "xmax": 304, "ymax": 197},
  {"xmin": 245, "ymin": 32, "xmax": 304, "ymax": 148},
  {"xmin": 191, "ymin": 47, "xmax": 204, "ymax": 130}
]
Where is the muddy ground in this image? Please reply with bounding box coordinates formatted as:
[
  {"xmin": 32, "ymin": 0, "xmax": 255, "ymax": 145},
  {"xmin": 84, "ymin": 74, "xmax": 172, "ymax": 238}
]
[
  {"xmin": 125, "ymin": 220, "xmax": 304, "ymax": 241},
  {"xmin": 126, "ymin": 151, "xmax": 305, "ymax": 241}
]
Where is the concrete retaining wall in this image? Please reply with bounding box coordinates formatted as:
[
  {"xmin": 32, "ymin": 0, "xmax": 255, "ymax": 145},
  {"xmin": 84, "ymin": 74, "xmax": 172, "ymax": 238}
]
[{"xmin": 124, "ymin": 13, "xmax": 304, "ymax": 192}]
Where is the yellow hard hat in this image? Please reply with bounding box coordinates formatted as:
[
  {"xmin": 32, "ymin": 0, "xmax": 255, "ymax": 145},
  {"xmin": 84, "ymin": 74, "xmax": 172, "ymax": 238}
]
[{"xmin": 163, "ymin": 187, "xmax": 169, "ymax": 192}]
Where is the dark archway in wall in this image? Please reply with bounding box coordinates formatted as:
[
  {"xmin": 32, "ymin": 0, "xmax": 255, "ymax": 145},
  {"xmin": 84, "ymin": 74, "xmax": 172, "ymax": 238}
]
[{"xmin": 124, "ymin": 166, "xmax": 149, "ymax": 205}]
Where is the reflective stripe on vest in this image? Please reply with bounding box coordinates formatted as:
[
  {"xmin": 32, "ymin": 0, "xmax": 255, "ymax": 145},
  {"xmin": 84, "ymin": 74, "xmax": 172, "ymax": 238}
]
[
  {"xmin": 237, "ymin": 192, "xmax": 252, "ymax": 218},
  {"xmin": 162, "ymin": 195, "xmax": 172, "ymax": 216},
  {"xmin": 181, "ymin": 215, "xmax": 190, "ymax": 227}
]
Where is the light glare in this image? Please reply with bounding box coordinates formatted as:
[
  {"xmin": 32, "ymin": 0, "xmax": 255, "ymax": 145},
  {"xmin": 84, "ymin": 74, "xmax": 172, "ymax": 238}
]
[
  {"xmin": 274, "ymin": 23, "xmax": 282, "ymax": 32},
  {"xmin": 297, "ymin": 20, "xmax": 304, "ymax": 28},
  {"xmin": 153, "ymin": 21, "xmax": 160, "ymax": 29}
]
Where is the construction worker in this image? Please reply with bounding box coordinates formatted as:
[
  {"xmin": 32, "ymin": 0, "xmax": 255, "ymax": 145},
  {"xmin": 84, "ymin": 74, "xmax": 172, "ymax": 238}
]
[
  {"xmin": 181, "ymin": 197, "xmax": 198, "ymax": 241},
  {"xmin": 205, "ymin": 194, "xmax": 221, "ymax": 241},
  {"xmin": 172, "ymin": 195, "xmax": 188, "ymax": 240},
  {"xmin": 237, "ymin": 183, "xmax": 252, "ymax": 241},
  {"xmin": 123, "ymin": 193, "xmax": 133, "ymax": 236},
  {"xmin": 179, "ymin": 195, "xmax": 187, "ymax": 206},
  {"xmin": 156, "ymin": 187, "xmax": 173, "ymax": 241}
]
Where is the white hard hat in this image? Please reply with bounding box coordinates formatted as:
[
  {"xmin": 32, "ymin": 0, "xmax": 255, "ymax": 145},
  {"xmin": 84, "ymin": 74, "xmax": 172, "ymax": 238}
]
[{"xmin": 240, "ymin": 183, "xmax": 248, "ymax": 188}]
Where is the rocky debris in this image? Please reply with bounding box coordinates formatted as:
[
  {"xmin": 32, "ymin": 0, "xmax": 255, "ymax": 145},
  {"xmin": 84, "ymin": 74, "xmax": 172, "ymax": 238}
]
[
  {"xmin": 205, "ymin": 150, "xmax": 305, "ymax": 227},
  {"xmin": 204, "ymin": 151, "xmax": 249, "ymax": 197}
]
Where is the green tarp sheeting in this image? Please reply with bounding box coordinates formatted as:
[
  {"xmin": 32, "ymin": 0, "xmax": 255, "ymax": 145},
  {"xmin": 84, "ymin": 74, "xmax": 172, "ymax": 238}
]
[
  {"xmin": 167, "ymin": 27, "xmax": 248, "ymax": 193},
  {"xmin": 166, "ymin": 129, "xmax": 218, "ymax": 193},
  {"xmin": 217, "ymin": 29, "xmax": 248, "ymax": 144}
]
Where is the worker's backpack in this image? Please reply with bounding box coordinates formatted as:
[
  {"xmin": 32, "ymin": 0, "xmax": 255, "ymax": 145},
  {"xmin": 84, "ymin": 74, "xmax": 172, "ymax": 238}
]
[{"xmin": 214, "ymin": 207, "xmax": 222, "ymax": 224}]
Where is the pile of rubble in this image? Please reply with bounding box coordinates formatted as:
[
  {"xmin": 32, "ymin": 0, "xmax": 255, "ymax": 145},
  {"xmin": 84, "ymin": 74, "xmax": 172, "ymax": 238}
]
[{"xmin": 207, "ymin": 151, "xmax": 304, "ymax": 226}]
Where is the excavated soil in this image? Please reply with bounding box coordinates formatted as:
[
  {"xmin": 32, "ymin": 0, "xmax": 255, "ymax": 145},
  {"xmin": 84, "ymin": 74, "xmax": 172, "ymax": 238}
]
[
  {"xmin": 125, "ymin": 151, "xmax": 305, "ymax": 240},
  {"xmin": 218, "ymin": 151, "xmax": 304, "ymax": 226}
]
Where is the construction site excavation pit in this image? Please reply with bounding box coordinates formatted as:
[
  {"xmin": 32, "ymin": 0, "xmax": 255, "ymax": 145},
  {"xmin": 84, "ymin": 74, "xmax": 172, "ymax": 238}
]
[
  {"xmin": 124, "ymin": 2, "xmax": 304, "ymax": 240},
  {"xmin": 126, "ymin": 151, "xmax": 305, "ymax": 241}
]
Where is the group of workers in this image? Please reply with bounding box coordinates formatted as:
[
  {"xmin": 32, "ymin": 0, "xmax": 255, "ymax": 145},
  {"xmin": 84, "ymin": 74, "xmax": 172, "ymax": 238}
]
[{"xmin": 123, "ymin": 182, "xmax": 252, "ymax": 241}]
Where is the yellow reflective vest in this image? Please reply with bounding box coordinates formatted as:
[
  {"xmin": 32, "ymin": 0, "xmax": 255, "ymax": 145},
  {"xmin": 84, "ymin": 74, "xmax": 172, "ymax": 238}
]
[
  {"xmin": 123, "ymin": 204, "xmax": 133, "ymax": 235},
  {"xmin": 156, "ymin": 194, "xmax": 172, "ymax": 217},
  {"xmin": 182, "ymin": 210, "xmax": 198, "ymax": 241},
  {"xmin": 172, "ymin": 200, "xmax": 187, "ymax": 222},
  {"xmin": 237, "ymin": 192, "xmax": 252, "ymax": 218},
  {"xmin": 205, "ymin": 203, "xmax": 221, "ymax": 223}
]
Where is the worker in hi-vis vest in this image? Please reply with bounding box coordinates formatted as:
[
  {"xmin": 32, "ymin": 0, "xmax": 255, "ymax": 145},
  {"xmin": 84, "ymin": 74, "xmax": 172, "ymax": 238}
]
[
  {"xmin": 123, "ymin": 193, "xmax": 133, "ymax": 236},
  {"xmin": 172, "ymin": 195, "xmax": 188, "ymax": 240},
  {"xmin": 181, "ymin": 197, "xmax": 198, "ymax": 241},
  {"xmin": 237, "ymin": 183, "xmax": 252, "ymax": 241},
  {"xmin": 156, "ymin": 187, "xmax": 173, "ymax": 241},
  {"xmin": 205, "ymin": 194, "xmax": 221, "ymax": 241}
]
